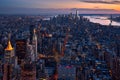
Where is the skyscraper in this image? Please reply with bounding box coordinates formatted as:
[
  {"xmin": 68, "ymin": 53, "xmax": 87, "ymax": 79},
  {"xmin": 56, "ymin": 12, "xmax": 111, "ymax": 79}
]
[
  {"xmin": 27, "ymin": 44, "xmax": 35, "ymax": 62},
  {"xmin": 4, "ymin": 40, "xmax": 14, "ymax": 63},
  {"xmin": 32, "ymin": 29, "xmax": 38, "ymax": 61},
  {"xmin": 3, "ymin": 64, "xmax": 13, "ymax": 80},
  {"xmin": 15, "ymin": 39, "xmax": 27, "ymax": 64},
  {"xmin": 29, "ymin": 25, "xmax": 35, "ymax": 44},
  {"xmin": 3, "ymin": 35, "xmax": 14, "ymax": 80}
]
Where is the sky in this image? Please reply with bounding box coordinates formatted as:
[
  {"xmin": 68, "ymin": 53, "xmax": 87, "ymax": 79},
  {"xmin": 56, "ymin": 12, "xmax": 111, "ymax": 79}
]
[{"xmin": 0, "ymin": 0, "xmax": 120, "ymax": 14}]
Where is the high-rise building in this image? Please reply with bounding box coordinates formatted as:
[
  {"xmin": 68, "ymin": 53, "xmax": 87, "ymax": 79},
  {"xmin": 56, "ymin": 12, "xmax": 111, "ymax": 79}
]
[
  {"xmin": 3, "ymin": 64, "xmax": 13, "ymax": 80},
  {"xmin": 4, "ymin": 39, "xmax": 14, "ymax": 63},
  {"xmin": 75, "ymin": 9, "xmax": 79, "ymax": 21},
  {"xmin": 27, "ymin": 44, "xmax": 35, "ymax": 62},
  {"xmin": 29, "ymin": 25, "xmax": 35, "ymax": 44},
  {"xmin": 15, "ymin": 39, "xmax": 27, "ymax": 64},
  {"xmin": 3, "ymin": 37, "xmax": 14, "ymax": 80},
  {"xmin": 32, "ymin": 29, "xmax": 38, "ymax": 61},
  {"xmin": 75, "ymin": 9, "xmax": 78, "ymax": 18}
]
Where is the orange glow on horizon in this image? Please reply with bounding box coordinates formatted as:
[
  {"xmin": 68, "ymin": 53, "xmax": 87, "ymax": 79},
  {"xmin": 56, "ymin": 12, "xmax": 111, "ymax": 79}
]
[
  {"xmin": 47, "ymin": 2, "xmax": 120, "ymax": 11},
  {"xmin": 67, "ymin": 2, "xmax": 120, "ymax": 11},
  {"xmin": 34, "ymin": 1, "xmax": 120, "ymax": 12}
]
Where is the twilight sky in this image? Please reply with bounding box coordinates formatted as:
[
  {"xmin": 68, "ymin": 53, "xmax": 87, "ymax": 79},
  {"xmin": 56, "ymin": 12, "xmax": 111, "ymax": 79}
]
[{"xmin": 0, "ymin": 0, "xmax": 120, "ymax": 14}]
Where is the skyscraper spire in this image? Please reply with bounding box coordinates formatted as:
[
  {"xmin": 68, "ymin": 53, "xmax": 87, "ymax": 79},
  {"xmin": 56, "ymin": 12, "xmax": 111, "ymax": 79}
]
[
  {"xmin": 5, "ymin": 33, "xmax": 13, "ymax": 51},
  {"xmin": 4, "ymin": 33, "xmax": 14, "ymax": 63}
]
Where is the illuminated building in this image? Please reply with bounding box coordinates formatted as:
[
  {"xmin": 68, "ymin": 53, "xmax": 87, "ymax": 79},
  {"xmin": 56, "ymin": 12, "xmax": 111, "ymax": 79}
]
[
  {"xmin": 32, "ymin": 29, "xmax": 38, "ymax": 61},
  {"xmin": 4, "ymin": 39, "xmax": 14, "ymax": 63},
  {"xmin": 3, "ymin": 38, "xmax": 14, "ymax": 80},
  {"xmin": 27, "ymin": 44, "xmax": 35, "ymax": 62},
  {"xmin": 15, "ymin": 39, "xmax": 27, "ymax": 64},
  {"xmin": 36, "ymin": 24, "xmax": 42, "ymax": 53},
  {"xmin": 20, "ymin": 37, "xmax": 36, "ymax": 80}
]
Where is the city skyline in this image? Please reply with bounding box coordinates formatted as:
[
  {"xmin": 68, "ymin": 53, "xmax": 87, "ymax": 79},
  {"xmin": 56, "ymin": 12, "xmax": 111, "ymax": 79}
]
[
  {"xmin": 0, "ymin": 0, "xmax": 120, "ymax": 14},
  {"xmin": 0, "ymin": 2, "xmax": 120, "ymax": 79}
]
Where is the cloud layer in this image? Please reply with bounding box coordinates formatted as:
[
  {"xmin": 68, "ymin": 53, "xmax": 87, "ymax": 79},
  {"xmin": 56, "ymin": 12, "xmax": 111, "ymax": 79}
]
[{"xmin": 79, "ymin": 0, "xmax": 120, "ymax": 4}]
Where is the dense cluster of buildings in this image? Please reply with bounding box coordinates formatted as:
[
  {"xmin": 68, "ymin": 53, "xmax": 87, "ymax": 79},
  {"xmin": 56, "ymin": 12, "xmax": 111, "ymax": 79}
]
[{"xmin": 0, "ymin": 12, "xmax": 120, "ymax": 80}]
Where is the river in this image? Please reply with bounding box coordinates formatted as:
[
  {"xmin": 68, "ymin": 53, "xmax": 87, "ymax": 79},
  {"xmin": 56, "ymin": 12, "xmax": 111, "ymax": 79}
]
[{"xmin": 84, "ymin": 16, "xmax": 120, "ymax": 26}]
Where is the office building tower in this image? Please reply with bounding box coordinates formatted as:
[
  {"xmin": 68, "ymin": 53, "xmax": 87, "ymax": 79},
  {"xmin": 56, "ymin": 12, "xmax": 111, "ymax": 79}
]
[
  {"xmin": 32, "ymin": 29, "xmax": 38, "ymax": 61},
  {"xmin": 4, "ymin": 39, "xmax": 14, "ymax": 63},
  {"xmin": 16, "ymin": 39, "xmax": 27, "ymax": 64},
  {"xmin": 3, "ymin": 64, "xmax": 13, "ymax": 80},
  {"xmin": 29, "ymin": 25, "xmax": 35, "ymax": 44},
  {"xmin": 3, "ymin": 36, "xmax": 14, "ymax": 80}
]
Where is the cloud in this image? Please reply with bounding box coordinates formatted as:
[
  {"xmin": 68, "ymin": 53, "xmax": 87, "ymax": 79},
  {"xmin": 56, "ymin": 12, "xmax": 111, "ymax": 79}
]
[{"xmin": 79, "ymin": 0, "xmax": 120, "ymax": 4}]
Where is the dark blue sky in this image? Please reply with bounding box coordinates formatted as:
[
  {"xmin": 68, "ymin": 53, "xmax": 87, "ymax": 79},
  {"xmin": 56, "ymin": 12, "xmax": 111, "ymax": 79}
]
[
  {"xmin": 0, "ymin": 0, "xmax": 120, "ymax": 8},
  {"xmin": 0, "ymin": 0, "xmax": 120, "ymax": 14},
  {"xmin": 0, "ymin": 0, "xmax": 75, "ymax": 8}
]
